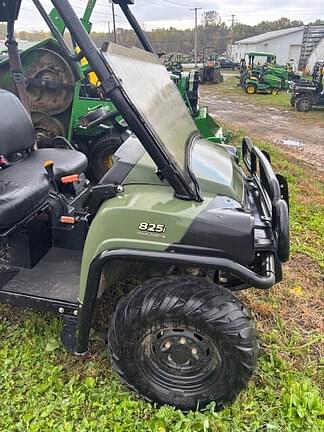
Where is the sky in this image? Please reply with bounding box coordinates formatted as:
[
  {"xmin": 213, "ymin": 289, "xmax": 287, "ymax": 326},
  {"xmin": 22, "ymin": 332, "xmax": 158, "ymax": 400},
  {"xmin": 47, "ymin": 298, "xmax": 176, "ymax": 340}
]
[{"xmin": 17, "ymin": 0, "xmax": 324, "ymax": 32}]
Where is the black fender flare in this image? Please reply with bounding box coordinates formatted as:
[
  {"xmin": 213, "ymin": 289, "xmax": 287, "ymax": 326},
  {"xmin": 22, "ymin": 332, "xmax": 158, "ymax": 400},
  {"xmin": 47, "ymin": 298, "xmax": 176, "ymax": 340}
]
[{"xmin": 73, "ymin": 249, "xmax": 276, "ymax": 354}]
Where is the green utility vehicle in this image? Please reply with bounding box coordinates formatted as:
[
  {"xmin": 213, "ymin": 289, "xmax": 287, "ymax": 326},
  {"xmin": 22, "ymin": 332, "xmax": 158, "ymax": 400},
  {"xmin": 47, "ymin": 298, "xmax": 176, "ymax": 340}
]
[{"xmin": 0, "ymin": 0, "xmax": 289, "ymax": 411}]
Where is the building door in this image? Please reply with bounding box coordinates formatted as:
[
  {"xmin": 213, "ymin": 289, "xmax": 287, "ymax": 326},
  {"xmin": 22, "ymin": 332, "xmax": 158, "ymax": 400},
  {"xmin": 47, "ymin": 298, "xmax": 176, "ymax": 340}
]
[{"xmin": 288, "ymin": 45, "xmax": 301, "ymax": 70}]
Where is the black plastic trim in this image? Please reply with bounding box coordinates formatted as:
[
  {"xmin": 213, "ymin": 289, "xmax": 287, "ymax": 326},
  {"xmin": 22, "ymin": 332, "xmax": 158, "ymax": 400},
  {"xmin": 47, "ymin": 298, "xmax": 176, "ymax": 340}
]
[{"xmin": 0, "ymin": 289, "xmax": 78, "ymax": 315}]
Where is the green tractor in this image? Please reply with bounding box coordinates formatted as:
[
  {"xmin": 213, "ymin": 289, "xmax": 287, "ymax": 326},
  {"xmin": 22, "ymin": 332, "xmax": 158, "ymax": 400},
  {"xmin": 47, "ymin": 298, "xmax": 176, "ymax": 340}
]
[
  {"xmin": 0, "ymin": 0, "xmax": 289, "ymax": 412},
  {"xmin": 199, "ymin": 47, "xmax": 223, "ymax": 84},
  {"xmin": 0, "ymin": 1, "xmax": 229, "ymax": 180},
  {"xmin": 242, "ymin": 52, "xmax": 285, "ymax": 95},
  {"xmin": 241, "ymin": 52, "xmax": 300, "ymax": 95}
]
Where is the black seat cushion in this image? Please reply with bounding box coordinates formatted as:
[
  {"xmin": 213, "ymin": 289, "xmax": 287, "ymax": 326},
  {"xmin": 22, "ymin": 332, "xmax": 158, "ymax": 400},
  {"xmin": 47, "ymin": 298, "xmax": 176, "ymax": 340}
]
[
  {"xmin": 0, "ymin": 148, "xmax": 88, "ymax": 229},
  {"xmin": 0, "ymin": 158, "xmax": 50, "ymax": 229},
  {"xmin": 30, "ymin": 148, "xmax": 88, "ymax": 178}
]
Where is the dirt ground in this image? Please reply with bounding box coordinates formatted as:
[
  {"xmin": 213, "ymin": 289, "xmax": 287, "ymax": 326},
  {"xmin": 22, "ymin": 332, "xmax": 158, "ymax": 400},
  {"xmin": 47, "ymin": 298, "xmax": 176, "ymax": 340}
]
[{"xmin": 200, "ymin": 85, "xmax": 324, "ymax": 173}]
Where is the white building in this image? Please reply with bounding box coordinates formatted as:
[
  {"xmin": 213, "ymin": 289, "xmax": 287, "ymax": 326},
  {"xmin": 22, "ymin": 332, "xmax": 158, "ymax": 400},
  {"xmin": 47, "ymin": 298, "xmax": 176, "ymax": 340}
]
[
  {"xmin": 307, "ymin": 38, "xmax": 324, "ymax": 71},
  {"xmin": 230, "ymin": 27, "xmax": 304, "ymax": 70}
]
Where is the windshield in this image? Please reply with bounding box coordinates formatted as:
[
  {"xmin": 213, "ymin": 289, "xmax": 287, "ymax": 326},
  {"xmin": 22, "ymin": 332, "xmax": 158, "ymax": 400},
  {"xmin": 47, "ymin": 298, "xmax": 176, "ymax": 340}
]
[{"xmin": 102, "ymin": 43, "xmax": 199, "ymax": 176}]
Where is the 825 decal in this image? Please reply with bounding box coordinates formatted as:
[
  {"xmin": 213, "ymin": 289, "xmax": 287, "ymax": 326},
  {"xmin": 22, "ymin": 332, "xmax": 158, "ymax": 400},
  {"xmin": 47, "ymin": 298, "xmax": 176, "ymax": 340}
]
[{"xmin": 138, "ymin": 222, "xmax": 166, "ymax": 233}]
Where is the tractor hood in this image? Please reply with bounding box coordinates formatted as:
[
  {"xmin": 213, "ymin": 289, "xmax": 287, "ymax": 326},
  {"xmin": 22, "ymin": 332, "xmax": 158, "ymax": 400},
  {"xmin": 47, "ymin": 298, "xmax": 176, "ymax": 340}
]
[{"xmin": 116, "ymin": 136, "xmax": 244, "ymax": 204}]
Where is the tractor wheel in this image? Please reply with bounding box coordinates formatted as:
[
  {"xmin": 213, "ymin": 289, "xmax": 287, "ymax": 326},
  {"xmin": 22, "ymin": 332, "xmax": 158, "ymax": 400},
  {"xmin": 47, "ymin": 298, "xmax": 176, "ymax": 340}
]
[
  {"xmin": 89, "ymin": 132, "xmax": 123, "ymax": 181},
  {"xmin": 295, "ymin": 96, "xmax": 312, "ymax": 112},
  {"xmin": 245, "ymin": 84, "xmax": 257, "ymax": 94},
  {"xmin": 108, "ymin": 276, "xmax": 258, "ymax": 411},
  {"xmin": 290, "ymin": 96, "xmax": 295, "ymax": 107}
]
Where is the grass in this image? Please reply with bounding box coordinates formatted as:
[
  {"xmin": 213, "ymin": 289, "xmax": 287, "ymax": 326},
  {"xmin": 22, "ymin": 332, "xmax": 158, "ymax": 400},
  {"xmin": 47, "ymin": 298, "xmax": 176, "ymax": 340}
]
[{"xmin": 0, "ymin": 141, "xmax": 323, "ymax": 431}]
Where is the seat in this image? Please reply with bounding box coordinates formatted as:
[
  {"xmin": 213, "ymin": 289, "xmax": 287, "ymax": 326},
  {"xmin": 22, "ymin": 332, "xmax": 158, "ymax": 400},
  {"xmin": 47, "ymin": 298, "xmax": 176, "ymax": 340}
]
[
  {"xmin": 0, "ymin": 158, "xmax": 50, "ymax": 229},
  {"xmin": 30, "ymin": 148, "xmax": 88, "ymax": 178},
  {"xmin": 0, "ymin": 90, "xmax": 88, "ymax": 229}
]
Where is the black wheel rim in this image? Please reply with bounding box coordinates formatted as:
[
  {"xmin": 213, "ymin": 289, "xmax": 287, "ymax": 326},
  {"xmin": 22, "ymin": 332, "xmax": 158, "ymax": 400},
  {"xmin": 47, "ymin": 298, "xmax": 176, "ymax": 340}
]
[
  {"xmin": 138, "ymin": 326, "xmax": 223, "ymax": 393},
  {"xmin": 299, "ymin": 99, "xmax": 311, "ymax": 110}
]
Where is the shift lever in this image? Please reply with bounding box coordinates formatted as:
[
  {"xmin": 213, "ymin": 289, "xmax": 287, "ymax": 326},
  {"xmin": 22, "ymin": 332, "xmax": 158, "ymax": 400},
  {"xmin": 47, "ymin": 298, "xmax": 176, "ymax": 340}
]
[{"xmin": 44, "ymin": 160, "xmax": 59, "ymax": 192}]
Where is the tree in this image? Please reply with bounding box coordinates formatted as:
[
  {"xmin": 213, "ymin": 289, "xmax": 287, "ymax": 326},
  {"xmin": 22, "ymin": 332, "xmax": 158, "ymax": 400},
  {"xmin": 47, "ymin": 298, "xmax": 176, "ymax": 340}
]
[{"xmin": 202, "ymin": 10, "xmax": 221, "ymax": 28}]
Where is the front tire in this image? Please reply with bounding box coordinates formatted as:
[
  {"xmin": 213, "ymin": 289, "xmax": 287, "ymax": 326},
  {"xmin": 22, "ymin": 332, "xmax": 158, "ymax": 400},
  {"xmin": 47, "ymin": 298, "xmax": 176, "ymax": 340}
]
[
  {"xmin": 89, "ymin": 132, "xmax": 122, "ymax": 181},
  {"xmin": 245, "ymin": 84, "xmax": 257, "ymax": 94},
  {"xmin": 295, "ymin": 96, "xmax": 312, "ymax": 112},
  {"xmin": 108, "ymin": 276, "xmax": 258, "ymax": 411}
]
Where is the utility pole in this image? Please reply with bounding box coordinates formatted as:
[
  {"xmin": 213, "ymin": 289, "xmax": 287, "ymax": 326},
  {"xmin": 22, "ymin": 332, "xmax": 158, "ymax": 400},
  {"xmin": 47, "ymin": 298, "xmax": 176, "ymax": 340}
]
[
  {"xmin": 229, "ymin": 14, "xmax": 236, "ymax": 58},
  {"xmin": 107, "ymin": 20, "xmax": 111, "ymax": 41},
  {"xmin": 111, "ymin": 1, "xmax": 117, "ymax": 43},
  {"xmin": 230, "ymin": 14, "xmax": 235, "ymax": 46},
  {"xmin": 190, "ymin": 7, "xmax": 202, "ymax": 67}
]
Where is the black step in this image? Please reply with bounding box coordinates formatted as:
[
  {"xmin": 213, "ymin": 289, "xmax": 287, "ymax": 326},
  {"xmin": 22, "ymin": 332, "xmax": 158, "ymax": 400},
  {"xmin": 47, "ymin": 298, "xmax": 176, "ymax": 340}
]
[{"xmin": 0, "ymin": 247, "xmax": 81, "ymax": 305}]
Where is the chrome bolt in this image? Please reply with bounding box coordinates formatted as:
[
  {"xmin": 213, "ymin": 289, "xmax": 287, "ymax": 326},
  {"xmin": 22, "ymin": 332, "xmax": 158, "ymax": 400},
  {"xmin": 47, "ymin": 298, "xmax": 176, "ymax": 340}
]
[
  {"xmin": 164, "ymin": 341, "xmax": 171, "ymax": 350},
  {"xmin": 192, "ymin": 347, "xmax": 198, "ymax": 355},
  {"xmin": 116, "ymin": 185, "xmax": 123, "ymax": 193},
  {"xmin": 58, "ymin": 307, "xmax": 64, "ymax": 314},
  {"xmin": 179, "ymin": 337, "xmax": 186, "ymax": 345},
  {"xmin": 73, "ymin": 310, "xmax": 78, "ymax": 316}
]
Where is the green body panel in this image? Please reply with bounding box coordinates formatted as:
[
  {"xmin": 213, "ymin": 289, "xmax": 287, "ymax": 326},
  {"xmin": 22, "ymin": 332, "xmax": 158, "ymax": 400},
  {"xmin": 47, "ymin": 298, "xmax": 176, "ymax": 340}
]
[
  {"xmin": 79, "ymin": 139, "xmax": 244, "ymax": 302},
  {"xmin": 79, "ymin": 184, "xmax": 212, "ymax": 302},
  {"xmin": 195, "ymin": 107, "xmax": 230, "ymax": 144}
]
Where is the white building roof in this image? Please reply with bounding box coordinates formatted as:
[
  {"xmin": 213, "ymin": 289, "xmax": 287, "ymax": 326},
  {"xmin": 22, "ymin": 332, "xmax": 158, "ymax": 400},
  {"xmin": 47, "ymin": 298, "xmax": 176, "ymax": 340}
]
[{"xmin": 235, "ymin": 27, "xmax": 304, "ymax": 45}]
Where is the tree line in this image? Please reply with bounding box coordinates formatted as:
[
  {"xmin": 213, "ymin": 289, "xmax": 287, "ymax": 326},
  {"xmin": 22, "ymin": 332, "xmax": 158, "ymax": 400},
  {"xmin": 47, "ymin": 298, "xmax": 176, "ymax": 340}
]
[{"xmin": 1, "ymin": 14, "xmax": 323, "ymax": 57}]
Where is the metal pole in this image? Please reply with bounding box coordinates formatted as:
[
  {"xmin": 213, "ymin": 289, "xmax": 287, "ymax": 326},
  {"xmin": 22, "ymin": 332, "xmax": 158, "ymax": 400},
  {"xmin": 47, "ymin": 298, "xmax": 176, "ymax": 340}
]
[
  {"xmin": 190, "ymin": 7, "xmax": 202, "ymax": 67},
  {"xmin": 116, "ymin": 0, "xmax": 155, "ymax": 53},
  {"xmin": 112, "ymin": 1, "xmax": 117, "ymax": 43}
]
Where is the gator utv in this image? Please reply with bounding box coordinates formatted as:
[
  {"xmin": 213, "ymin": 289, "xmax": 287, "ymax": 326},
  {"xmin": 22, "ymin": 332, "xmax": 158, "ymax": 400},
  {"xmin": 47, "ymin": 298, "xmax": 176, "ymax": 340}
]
[
  {"xmin": 0, "ymin": 0, "xmax": 289, "ymax": 411},
  {"xmin": 199, "ymin": 47, "xmax": 223, "ymax": 84},
  {"xmin": 290, "ymin": 61, "xmax": 324, "ymax": 112}
]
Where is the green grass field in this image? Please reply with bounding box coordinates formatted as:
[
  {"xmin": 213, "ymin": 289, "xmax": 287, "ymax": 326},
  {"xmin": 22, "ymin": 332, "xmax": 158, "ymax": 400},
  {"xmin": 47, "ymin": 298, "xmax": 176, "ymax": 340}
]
[{"xmin": 0, "ymin": 141, "xmax": 323, "ymax": 431}]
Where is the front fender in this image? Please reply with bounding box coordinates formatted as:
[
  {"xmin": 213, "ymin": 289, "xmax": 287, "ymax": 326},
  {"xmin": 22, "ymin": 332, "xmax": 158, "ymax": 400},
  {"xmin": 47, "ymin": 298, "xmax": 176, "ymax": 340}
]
[{"xmin": 79, "ymin": 184, "xmax": 212, "ymax": 302}]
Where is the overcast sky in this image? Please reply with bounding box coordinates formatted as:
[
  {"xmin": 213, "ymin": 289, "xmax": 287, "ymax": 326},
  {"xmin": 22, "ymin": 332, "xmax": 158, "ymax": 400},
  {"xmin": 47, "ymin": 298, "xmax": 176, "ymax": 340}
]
[{"xmin": 17, "ymin": 0, "xmax": 323, "ymax": 32}]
